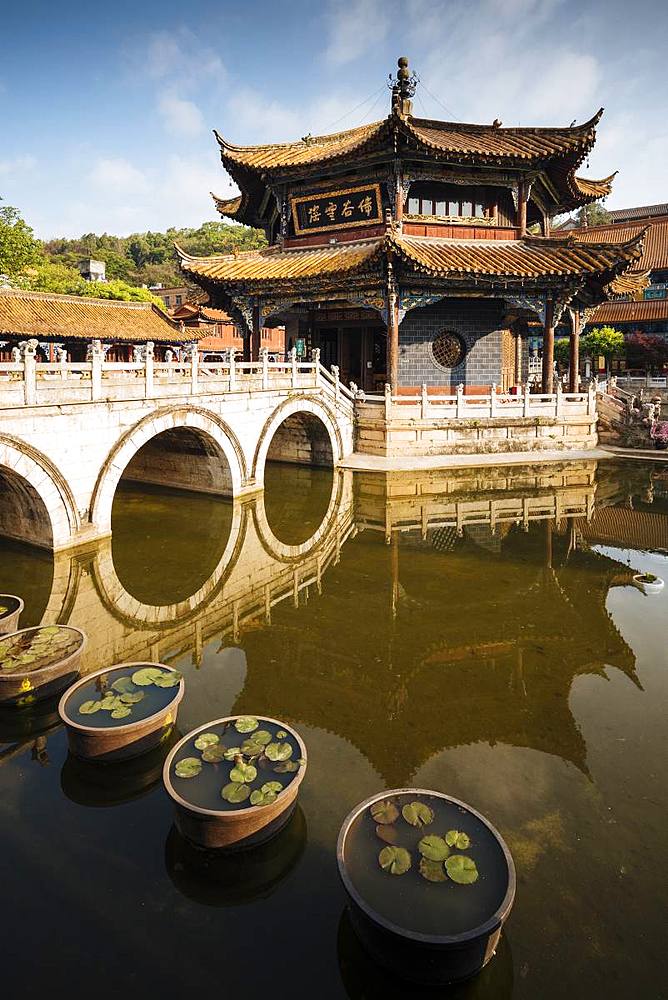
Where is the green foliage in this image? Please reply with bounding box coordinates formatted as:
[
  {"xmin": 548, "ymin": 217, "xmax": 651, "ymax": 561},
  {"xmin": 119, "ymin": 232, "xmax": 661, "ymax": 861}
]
[
  {"xmin": 554, "ymin": 338, "xmax": 571, "ymax": 371},
  {"xmin": 581, "ymin": 326, "xmax": 625, "ymax": 363},
  {"xmin": 0, "ymin": 204, "xmax": 42, "ymax": 278},
  {"xmin": 575, "ymin": 201, "xmax": 611, "ymax": 227}
]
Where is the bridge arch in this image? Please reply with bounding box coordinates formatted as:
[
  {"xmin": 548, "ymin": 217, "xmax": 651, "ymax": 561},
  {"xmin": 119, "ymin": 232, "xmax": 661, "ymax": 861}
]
[
  {"xmin": 252, "ymin": 395, "xmax": 343, "ymax": 485},
  {"xmin": 254, "ymin": 467, "xmax": 345, "ymax": 563},
  {"xmin": 90, "ymin": 407, "xmax": 247, "ymax": 536},
  {"xmin": 0, "ymin": 435, "xmax": 79, "ymax": 549}
]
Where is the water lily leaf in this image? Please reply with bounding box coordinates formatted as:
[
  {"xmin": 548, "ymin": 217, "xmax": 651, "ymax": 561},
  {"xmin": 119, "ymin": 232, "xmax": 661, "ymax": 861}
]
[
  {"xmin": 41, "ymin": 626, "xmax": 59, "ymax": 636},
  {"xmin": 111, "ymin": 706, "xmax": 132, "ymax": 720},
  {"xmin": 445, "ymin": 855, "xmax": 479, "ymax": 884},
  {"xmin": 241, "ymin": 739, "xmax": 264, "ymax": 757},
  {"xmin": 153, "ymin": 670, "xmax": 182, "ymax": 688},
  {"xmin": 275, "ymin": 730, "xmax": 288, "ymax": 739},
  {"xmin": 250, "ymin": 788, "xmax": 278, "ymax": 806},
  {"xmin": 201, "ymin": 745, "xmax": 228, "ymax": 763},
  {"xmin": 132, "ymin": 667, "xmax": 164, "ymax": 686},
  {"xmin": 234, "ymin": 716, "xmax": 259, "ymax": 733},
  {"xmin": 79, "ymin": 700, "xmax": 100, "ymax": 715},
  {"xmin": 402, "ymin": 801, "xmax": 434, "ymax": 828},
  {"xmin": 252, "ymin": 729, "xmax": 272, "ymax": 745},
  {"xmin": 370, "ymin": 800, "xmax": 399, "ymax": 825},
  {"xmin": 111, "ymin": 676, "xmax": 136, "ymax": 694},
  {"xmin": 376, "ymin": 824, "xmax": 399, "ymax": 845},
  {"xmin": 175, "ymin": 757, "xmax": 202, "ymax": 779},
  {"xmin": 120, "ymin": 691, "xmax": 145, "ymax": 705},
  {"xmin": 230, "ymin": 762, "xmax": 257, "ymax": 783},
  {"xmin": 223, "ymin": 746, "xmax": 242, "ymax": 760},
  {"xmin": 419, "ymin": 858, "xmax": 447, "ymax": 883},
  {"xmin": 378, "ymin": 846, "xmax": 412, "ymax": 875},
  {"xmin": 261, "ymin": 781, "xmax": 282, "ymax": 794},
  {"xmin": 274, "ymin": 761, "xmax": 299, "ymax": 773},
  {"xmin": 0, "ymin": 606, "xmax": 7, "ymax": 615},
  {"xmin": 266, "ymin": 742, "xmax": 293, "ymax": 762},
  {"xmin": 418, "ymin": 835, "xmax": 450, "ymax": 861},
  {"xmin": 445, "ymin": 830, "xmax": 470, "ymax": 850},
  {"xmin": 221, "ymin": 782, "xmax": 250, "ymax": 804},
  {"xmin": 194, "ymin": 732, "xmax": 220, "ymax": 751},
  {"xmin": 297, "ymin": 757, "xmax": 307, "ymax": 766}
]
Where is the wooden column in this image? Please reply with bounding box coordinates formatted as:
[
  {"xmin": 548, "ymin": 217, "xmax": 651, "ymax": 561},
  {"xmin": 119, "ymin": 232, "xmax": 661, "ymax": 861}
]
[
  {"xmin": 517, "ymin": 180, "xmax": 527, "ymax": 236},
  {"xmin": 387, "ymin": 271, "xmax": 399, "ymax": 392},
  {"xmin": 251, "ymin": 305, "xmax": 261, "ymax": 361},
  {"xmin": 542, "ymin": 297, "xmax": 555, "ymax": 394},
  {"xmin": 569, "ymin": 309, "xmax": 580, "ymax": 392}
]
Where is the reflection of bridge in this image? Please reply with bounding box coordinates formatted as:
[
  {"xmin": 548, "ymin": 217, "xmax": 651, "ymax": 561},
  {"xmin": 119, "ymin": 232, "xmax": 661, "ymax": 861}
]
[{"xmin": 0, "ymin": 355, "xmax": 354, "ymax": 550}]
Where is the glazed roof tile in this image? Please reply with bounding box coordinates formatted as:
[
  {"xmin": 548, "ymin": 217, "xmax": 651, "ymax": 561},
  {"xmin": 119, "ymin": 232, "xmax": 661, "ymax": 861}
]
[
  {"xmin": 590, "ymin": 298, "xmax": 668, "ymax": 324},
  {"xmin": 608, "ymin": 204, "xmax": 668, "ymax": 223},
  {"xmin": 0, "ymin": 288, "xmax": 193, "ymax": 343},
  {"xmin": 570, "ymin": 217, "xmax": 668, "ymax": 273}
]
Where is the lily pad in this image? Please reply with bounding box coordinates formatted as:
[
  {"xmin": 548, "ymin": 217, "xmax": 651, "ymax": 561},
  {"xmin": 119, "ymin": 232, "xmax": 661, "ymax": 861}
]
[
  {"xmin": 111, "ymin": 706, "xmax": 132, "ymax": 720},
  {"xmin": 230, "ymin": 762, "xmax": 257, "ymax": 783},
  {"xmin": 223, "ymin": 746, "xmax": 242, "ymax": 760},
  {"xmin": 275, "ymin": 730, "xmax": 288, "ymax": 739},
  {"xmin": 419, "ymin": 857, "xmax": 447, "ymax": 883},
  {"xmin": 445, "ymin": 855, "xmax": 479, "ymax": 884},
  {"xmin": 402, "ymin": 801, "xmax": 434, "ymax": 828},
  {"xmin": 250, "ymin": 788, "xmax": 278, "ymax": 806},
  {"xmin": 274, "ymin": 761, "xmax": 299, "ymax": 773},
  {"xmin": 241, "ymin": 739, "xmax": 264, "ymax": 756},
  {"xmin": 194, "ymin": 732, "xmax": 220, "ymax": 751},
  {"xmin": 375, "ymin": 824, "xmax": 399, "ymax": 845},
  {"xmin": 418, "ymin": 835, "xmax": 450, "ymax": 861},
  {"xmin": 445, "ymin": 830, "xmax": 471, "ymax": 850},
  {"xmin": 378, "ymin": 846, "xmax": 412, "ymax": 875},
  {"xmin": 120, "ymin": 691, "xmax": 145, "ymax": 705},
  {"xmin": 153, "ymin": 670, "xmax": 182, "ymax": 688},
  {"xmin": 252, "ymin": 729, "xmax": 272, "ymax": 745},
  {"xmin": 234, "ymin": 716, "xmax": 259, "ymax": 733},
  {"xmin": 132, "ymin": 667, "xmax": 164, "ymax": 686},
  {"xmin": 221, "ymin": 782, "xmax": 251, "ymax": 804},
  {"xmin": 266, "ymin": 742, "xmax": 293, "ymax": 762},
  {"xmin": 261, "ymin": 781, "xmax": 283, "ymax": 794},
  {"xmin": 111, "ymin": 676, "xmax": 136, "ymax": 694},
  {"xmin": 79, "ymin": 700, "xmax": 100, "ymax": 715},
  {"xmin": 201, "ymin": 745, "xmax": 228, "ymax": 763},
  {"xmin": 370, "ymin": 800, "xmax": 399, "ymax": 825},
  {"xmin": 41, "ymin": 626, "xmax": 59, "ymax": 636},
  {"xmin": 175, "ymin": 757, "xmax": 202, "ymax": 779}
]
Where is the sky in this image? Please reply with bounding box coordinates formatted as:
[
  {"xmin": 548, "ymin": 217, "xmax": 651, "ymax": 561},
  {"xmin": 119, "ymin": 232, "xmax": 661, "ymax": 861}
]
[{"xmin": 1, "ymin": 0, "xmax": 666, "ymax": 239}]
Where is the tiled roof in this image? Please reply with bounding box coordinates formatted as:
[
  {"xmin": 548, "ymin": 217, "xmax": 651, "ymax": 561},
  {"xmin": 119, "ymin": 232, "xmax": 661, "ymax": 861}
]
[
  {"xmin": 0, "ymin": 288, "xmax": 193, "ymax": 343},
  {"xmin": 606, "ymin": 270, "xmax": 650, "ymax": 299},
  {"xmin": 608, "ymin": 204, "xmax": 668, "ymax": 223},
  {"xmin": 590, "ymin": 298, "xmax": 668, "ymax": 324},
  {"xmin": 570, "ymin": 217, "xmax": 668, "ymax": 272},
  {"xmin": 572, "ymin": 172, "xmax": 617, "ymax": 200},
  {"xmin": 578, "ymin": 507, "xmax": 668, "ymax": 552},
  {"xmin": 211, "ymin": 193, "xmax": 243, "ymax": 221},
  {"xmin": 200, "ymin": 306, "xmax": 234, "ymax": 322},
  {"xmin": 214, "ymin": 120, "xmax": 389, "ymax": 171},
  {"xmin": 176, "ymin": 238, "xmax": 383, "ymax": 285},
  {"xmin": 391, "ymin": 231, "xmax": 644, "ymax": 279}
]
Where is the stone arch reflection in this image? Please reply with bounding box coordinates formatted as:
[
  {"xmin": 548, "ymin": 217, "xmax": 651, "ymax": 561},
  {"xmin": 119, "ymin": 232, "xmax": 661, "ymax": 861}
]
[{"xmin": 256, "ymin": 467, "xmax": 346, "ymax": 559}]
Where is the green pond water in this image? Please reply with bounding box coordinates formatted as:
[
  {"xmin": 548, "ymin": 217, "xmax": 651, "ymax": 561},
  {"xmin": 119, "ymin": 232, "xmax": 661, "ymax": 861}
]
[{"xmin": 0, "ymin": 457, "xmax": 667, "ymax": 999}]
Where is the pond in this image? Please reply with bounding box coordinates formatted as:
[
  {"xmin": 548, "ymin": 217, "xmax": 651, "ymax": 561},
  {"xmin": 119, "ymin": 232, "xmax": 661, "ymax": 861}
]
[{"xmin": 0, "ymin": 457, "xmax": 667, "ymax": 999}]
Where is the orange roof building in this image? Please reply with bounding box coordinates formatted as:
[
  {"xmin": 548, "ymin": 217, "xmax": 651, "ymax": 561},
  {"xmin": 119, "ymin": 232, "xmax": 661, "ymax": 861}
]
[
  {"xmin": 170, "ymin": 301, "xmax": 285, "ymax": 357},
  {"xmin": 178, "ymin": 57, "xmax": 643, "ymax": 393}
]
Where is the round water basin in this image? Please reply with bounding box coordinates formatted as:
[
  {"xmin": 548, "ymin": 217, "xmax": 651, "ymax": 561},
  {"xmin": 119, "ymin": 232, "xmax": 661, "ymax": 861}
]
[
  {"xmin": 59, "ymin": 662, "xmax": 184, "ymax": 762},
  {"xmin": 633, "ymin": 573, "xmax": 664, "ymax": 595},
  {"xmin": 0, "ymin": 625, "xmax": 86, "ymax": 705},
  {"xmin": 0, "ymin": 595, "xmax": 24, "ymax": 635},
  {"xmin": 337, "ymin": 788, "xmax": 515, "ymax": 986},
  {"xmin": 163, "ymin": 715, "xmax": 307, "ymax": 850}
]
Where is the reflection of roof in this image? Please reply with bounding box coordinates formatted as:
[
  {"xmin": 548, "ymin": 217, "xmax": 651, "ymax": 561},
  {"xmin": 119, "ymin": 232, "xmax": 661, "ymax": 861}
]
[
  {"xmin": 572, "ymin": 216, "xmax": 668, "ymax": 273},
  {"xmin": 578, "ymin": 506, "xmax": 668, "ymax": 552},
  {"xmin": 177, "ymin": 231, "xmax": 644, "ymax": 289},
  {"xmin": 589, "ymin": 297, "xmax": 668, "ymax": 324},
  {"xmin": 0, "ymin": 288, "xmax": 193, "ymax": 343}
]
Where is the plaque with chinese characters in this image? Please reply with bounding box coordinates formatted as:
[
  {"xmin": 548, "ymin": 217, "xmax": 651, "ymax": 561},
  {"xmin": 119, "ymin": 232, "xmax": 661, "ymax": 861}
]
[{"xmin": 291, "ymin": 184, "xmax": 383, "ymax": 235}]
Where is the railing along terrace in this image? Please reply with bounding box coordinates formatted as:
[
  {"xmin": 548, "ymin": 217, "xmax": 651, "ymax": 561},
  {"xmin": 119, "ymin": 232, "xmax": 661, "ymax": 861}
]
[{"xmin": 355, "ymin": 381, "xmax": 596, "ymax": 420}]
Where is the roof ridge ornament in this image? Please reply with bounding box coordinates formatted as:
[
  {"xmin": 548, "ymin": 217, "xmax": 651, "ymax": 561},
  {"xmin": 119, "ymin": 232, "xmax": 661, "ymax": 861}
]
[{"xmin": 389, "ymin": 56, "xmax": 417, "ymax": 118}]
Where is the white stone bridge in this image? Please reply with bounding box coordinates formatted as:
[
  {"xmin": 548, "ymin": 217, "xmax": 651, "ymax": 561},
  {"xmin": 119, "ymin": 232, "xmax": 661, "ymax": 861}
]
[{"xmin": 0, "ymin": 346, "xmax": 355, "ymax": 551}]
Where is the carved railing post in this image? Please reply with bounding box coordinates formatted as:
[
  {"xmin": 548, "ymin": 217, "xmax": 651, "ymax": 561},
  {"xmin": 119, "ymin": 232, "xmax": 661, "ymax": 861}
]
[
  {"xmin": 144, "ymin": 341, "xmax": 154, "ymax": 398},
  {"xmin": 420, "ymin": 382, "xmax": 428, "ymax": 419},
  {"xmin": 260, "ymin": 347, "xmax": 269, "ymax": 390},
  {"xmin": 384, "ymin": 382, "xmax": 393, "ymax": 420},
  {"xmin": 588, "ymin": 378, "xmax": 596, "ymax": 417},
  {"xmin": 290, "ymin": 346, "xmax": 297, "ymax": 388},
  {"xmin": 490, "ymin": 382, "xmax": 497, "ymax": 416},
  {"xmin": 556, "ymin": 379, "xmax": 563, "ymax": 417},
  {"xmin": 91, "ymin": 339, "xmax": 103, "ymax": 400},
  {"xmin": 57, "ymin": 346, "xmax": 68, "ymax": 381},
  {"xmin": 312, "ymin": 347, "xmax": 321, "ymax": 387},
  {"xmin": 523, "ymin": 381, "xmax": 532, "ymax": 416},
  {"xmin": 20, "ymin": 339, "xmax": 38, "ymax": 405},
  {"xmin": 331, "ymin": 364, "xmax": 340, "ymax": 402},
  {"xmin": 456, "ymin": 382, "xmax": 464, "ymax": 418},
  {"xmin": 228, "ymin": 348, "xmax": 237, "ymax": 390},
  {"xmin": 183, "ymin": 343, "xmax": 199, "ymax": 395}
]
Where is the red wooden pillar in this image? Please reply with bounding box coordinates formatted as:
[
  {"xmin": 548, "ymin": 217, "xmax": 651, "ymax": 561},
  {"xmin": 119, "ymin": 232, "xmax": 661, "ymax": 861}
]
[
  {"xmin": 542, "ymin": 297, "xmax": 555, "ymax": 394},
  {"xmin": 569, "ymin": 309, "xmax": 580, "ymax": 392},
  {"xmin": 251, "ymin": 305, "xmax": 261, "ymax": 362},
  {"xmin": 517, "ymin": 180, "xmax": 527, "ymax": 236},
  {"xmin": 387, "ymin": 274, "xmax": 399, "ymax": 392}
]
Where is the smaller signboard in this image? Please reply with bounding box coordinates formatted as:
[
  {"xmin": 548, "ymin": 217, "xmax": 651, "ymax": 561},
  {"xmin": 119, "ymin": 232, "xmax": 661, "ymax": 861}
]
[{"xmin": 291, "ymin": 183, "xmax": 383, "ymax": 236}]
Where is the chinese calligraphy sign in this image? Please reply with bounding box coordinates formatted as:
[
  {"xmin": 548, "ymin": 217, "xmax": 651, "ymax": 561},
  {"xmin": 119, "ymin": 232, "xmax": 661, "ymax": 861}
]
[{"xmin": 291, "ymin": 184, "xmax": 383, "ymax": 235}]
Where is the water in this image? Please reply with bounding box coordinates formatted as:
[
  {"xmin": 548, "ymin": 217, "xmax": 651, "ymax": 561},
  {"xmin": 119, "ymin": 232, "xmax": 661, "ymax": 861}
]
[
  {"xmin": 63, "ymin": 664, "xmax": 181, "ymax": 728},
  {"xmin": 0, "ymin": 458, "xmax": 667, "ymax": 999}
]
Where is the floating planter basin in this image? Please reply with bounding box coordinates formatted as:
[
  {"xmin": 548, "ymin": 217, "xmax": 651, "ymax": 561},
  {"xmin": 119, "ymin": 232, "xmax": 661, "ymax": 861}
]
[
  {"xmin": 0, "ymin": 625, "xmax": 86, "ymax": 705},
  {"xmin": 0, "ymin": 596, "xmax": 24, "ymax": 635},
  {"xmin": 337, "ymin": 788, "xmax": 516, "ymax": 986},
  {"xmin": 633, "ymin": 572, "xmax": 664, "ymax": 595},
  {"xmin": 59, "ymin": 662, "xmax": 184, "ymax": 762},
  {"xmin": 60, "ymin": 735, "xmax": 178, "ymax": 807},
  {"xmin": 163, "ymin": 715, "xmax": 307, "ymax": 850}
]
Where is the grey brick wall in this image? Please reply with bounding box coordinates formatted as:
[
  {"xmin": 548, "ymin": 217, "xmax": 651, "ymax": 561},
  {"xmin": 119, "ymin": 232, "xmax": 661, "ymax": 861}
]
[{"xmin": 398, "ymin": 297, "xmax": 506, "ymax": 388}]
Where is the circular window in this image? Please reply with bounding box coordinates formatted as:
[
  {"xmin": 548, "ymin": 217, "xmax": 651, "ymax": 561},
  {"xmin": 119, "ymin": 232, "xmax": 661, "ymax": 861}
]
[{"xmin": 431, "ymin": 331, "xmax": 466, "ymax": 369}]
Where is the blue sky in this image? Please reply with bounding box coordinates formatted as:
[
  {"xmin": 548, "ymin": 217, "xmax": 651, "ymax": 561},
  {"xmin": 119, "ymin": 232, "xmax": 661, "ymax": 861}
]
[{"xmin": 1, "ymin": 0, "xmax": 666, "ymax": 238}]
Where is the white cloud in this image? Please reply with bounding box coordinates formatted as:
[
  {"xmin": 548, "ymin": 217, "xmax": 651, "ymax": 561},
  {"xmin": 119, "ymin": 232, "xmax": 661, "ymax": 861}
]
[
  {"xmin": 157, "ymin": 93, "xmax": 205, "ymax": 137},
  {"xmin": 0, "ymin": 155, "xmax": 36, "ymax": 177},
  {"xmin": 89, "ymin": 158, "xmax": 149, "ymax": 195},
  {"xmin": 143, "ymin": 27, "xmax": 225, "ymax": 89},
  {"xmin": 324, "ymin": 0, "xmax": 393, "ymax": 65}
]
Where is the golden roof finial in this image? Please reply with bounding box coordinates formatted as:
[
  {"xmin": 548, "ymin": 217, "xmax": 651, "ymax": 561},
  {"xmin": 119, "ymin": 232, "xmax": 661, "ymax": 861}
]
[{"xmin": 390, "ymin": 56, "xmax": 417, "ymax": 117}]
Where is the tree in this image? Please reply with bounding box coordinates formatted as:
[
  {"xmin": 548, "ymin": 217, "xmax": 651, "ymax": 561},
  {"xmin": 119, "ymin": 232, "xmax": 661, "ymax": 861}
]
[
  {"xmin": 625, "ymin": 331, "xmax": 668, "ymax": 371},
  {"xmin": 0, "ymin": 203, "xmax": 42, "ymax": 279},
  {"xmin": 16, "ymin": 259, "xmax": 163, "ymax": 305},
  {"xmin": 554, "ymin": 338, "xmax": 571, "ymax": 372},
  {"xmin": 581, "ymin": 326, "xmax": 625, "ymax": 372},
  {"xmin": 575, "ymin": 201, "xmax": 611, "ymax": 227}
]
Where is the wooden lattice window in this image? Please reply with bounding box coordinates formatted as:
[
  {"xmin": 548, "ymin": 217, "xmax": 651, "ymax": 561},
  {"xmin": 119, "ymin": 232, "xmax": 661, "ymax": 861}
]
[{"xmin": 432, "ymin": 331, "xmax": 466, "ymax": 369}]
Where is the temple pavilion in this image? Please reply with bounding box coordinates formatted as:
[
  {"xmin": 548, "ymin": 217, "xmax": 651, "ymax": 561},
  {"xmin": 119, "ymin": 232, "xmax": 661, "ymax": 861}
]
[{"xmin": 178, "ymin": 57, "xmax": 645, "ymax": 400}]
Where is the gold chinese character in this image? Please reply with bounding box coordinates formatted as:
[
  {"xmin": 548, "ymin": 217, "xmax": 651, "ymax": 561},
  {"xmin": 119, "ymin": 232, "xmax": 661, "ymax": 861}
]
[
  {"xmin": 325, "ymin": 201, "xmax": 337, "ymax": 222},
  {"xmin": 358, "ymin": 195, "xmax": 373, "ymax": 216},
  {"xmin": 341, "ymin": 199, "xmax": 353, "ymax": 218},
  {"xmin": 307, "ymin": 204, "xmax": 321, "ymax": 224}
]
